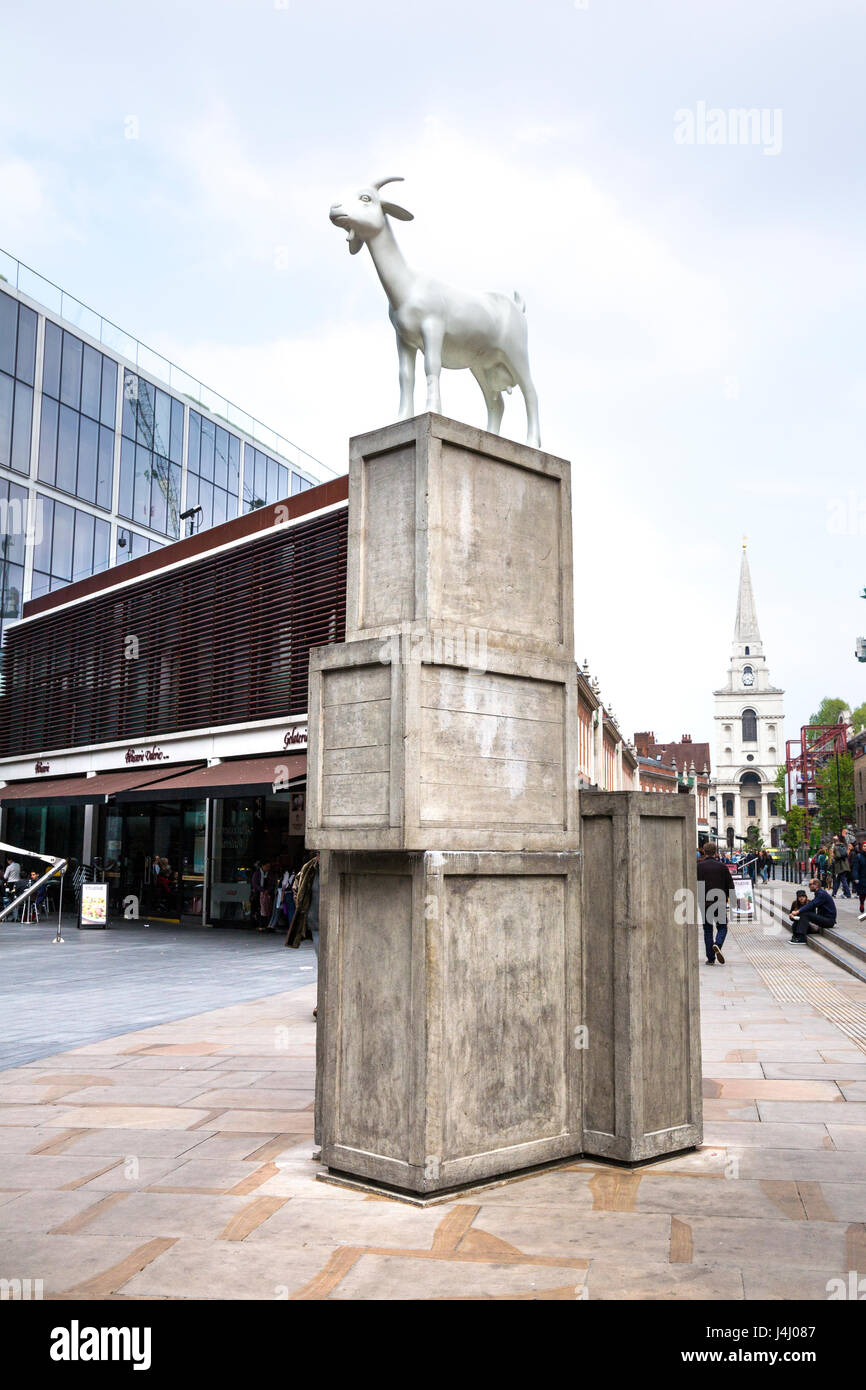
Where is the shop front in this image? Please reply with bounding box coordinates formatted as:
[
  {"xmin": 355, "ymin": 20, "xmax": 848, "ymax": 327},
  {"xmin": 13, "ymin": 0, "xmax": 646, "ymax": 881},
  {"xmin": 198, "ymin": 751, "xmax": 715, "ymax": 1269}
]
[{"xmin": 0, "ymin": 749, "xmax": 308, "ymax": 929}]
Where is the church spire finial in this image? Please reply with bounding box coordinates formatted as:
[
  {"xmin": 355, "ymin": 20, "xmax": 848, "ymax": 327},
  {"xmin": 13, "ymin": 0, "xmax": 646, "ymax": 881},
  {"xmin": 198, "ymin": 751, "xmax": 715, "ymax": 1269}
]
[{"xmin": 734, "ymin": 543, "xmax": 761, "ymax": 645}]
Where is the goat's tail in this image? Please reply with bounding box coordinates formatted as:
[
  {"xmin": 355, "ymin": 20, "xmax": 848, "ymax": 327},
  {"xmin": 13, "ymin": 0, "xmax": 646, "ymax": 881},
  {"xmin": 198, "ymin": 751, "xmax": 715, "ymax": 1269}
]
[{"xmin": 513, "ymin": 290, "xmax": 526, "ymax": 313}]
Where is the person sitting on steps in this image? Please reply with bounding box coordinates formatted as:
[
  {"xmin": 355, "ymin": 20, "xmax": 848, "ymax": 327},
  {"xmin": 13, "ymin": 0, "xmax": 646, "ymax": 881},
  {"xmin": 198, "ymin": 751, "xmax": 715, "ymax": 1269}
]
[{"xmin": 789, "ymin": 878, "xmax": 837, "ymax": 943}]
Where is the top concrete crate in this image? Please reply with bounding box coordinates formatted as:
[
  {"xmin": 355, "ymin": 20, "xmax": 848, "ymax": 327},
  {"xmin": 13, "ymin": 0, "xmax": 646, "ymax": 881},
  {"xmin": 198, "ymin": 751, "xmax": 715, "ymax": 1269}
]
[{"xmin": 346, "ymin": 414, "xmax": 575, "ymax": 664}]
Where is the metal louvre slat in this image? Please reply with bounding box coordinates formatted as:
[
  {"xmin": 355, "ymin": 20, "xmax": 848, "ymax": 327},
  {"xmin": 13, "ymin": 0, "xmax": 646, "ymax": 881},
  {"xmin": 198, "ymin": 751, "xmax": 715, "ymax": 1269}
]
[{"xmin": 0, "ymin": 506, "xmax": 347, "ymax": 756}]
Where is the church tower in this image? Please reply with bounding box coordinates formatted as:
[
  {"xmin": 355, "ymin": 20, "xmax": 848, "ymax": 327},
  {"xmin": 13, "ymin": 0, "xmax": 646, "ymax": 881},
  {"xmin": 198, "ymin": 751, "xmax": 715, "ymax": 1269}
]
[{"xmin": 712, "ymin": 543, "xmax": 785, "ymax": 849}]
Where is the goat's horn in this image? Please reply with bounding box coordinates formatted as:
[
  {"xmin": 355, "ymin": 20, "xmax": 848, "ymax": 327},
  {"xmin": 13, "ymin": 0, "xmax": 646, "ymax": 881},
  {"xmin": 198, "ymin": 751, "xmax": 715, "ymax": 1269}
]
[{"xmin": 372, "ymin": 176, "xmax": 404, "ymax": 191}]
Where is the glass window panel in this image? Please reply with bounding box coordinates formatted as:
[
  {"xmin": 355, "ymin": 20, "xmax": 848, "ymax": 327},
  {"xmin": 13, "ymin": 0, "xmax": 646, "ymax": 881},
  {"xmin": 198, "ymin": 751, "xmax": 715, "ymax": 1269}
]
[
  {"xmin": 198, "ymin": 479, "xmax": 213, "ymax": 529},
  {"xmin": 133, "ymin": 444, "xmax": 152, "ymax": 528},
  {"xmin": 16, "ymin": 305, "xmax": 37, "ymax": 386},
  {"xmin": 170, "ymin": 398, "xmax": 183, "ymax": 464},
  {"xmin": 1, "ymin": 562, "xmax": 24, "ymax": 620},
  {"xmin": 225, "ymin": 487, "xmax": 238, "ymax": 520},
  {"xmin": 168, "ymin": 463, "xmax": 181, "ymax": 537},
  {"xmin": 93, "ymin": 517, "xmax": 110, "ymax": 574},
  {"xmin": 185, "ymin": 471, "xmax": 199, "ymax": 508},
  {"xmin": 10, "ymin": 381, "xmax": 33, "ymax": 474},
  {"xmin": 154, "ymin": 388, "xmax": 171, "ymax": 458},
  {"xmin": 214, "ymin": 426, "xmax": 228, "ymax": 490},
  {"xmin": 135, "ymin": 378, "xmax": 154, "ymax": 447},
  {"xmin": 80, "ymin": 345, "xmax": 101, "ymax": 420},
  {"xmin": 42, "ymin": 321, "xmax": 62, "ymax": 399},
  {"xmin": 72, "ymin": 508, "xmax": 94, "ymax": 582},
  {"xmin": 100, "ymin": 356, "xmax": 117, "ymax": 428},
  {"xmin": 38, "ymin": 396, "xmax": 58, "ymax": 484},
  {"xmin": 118, "ymin": 436, "xmax": 135, "ymax": 519},
  {"xmin": 277, "ymin": 464, "xmax": 289, "ymax": 499},
  {"xmin": 0, "ymin": 371, "xmax": 13, "ymax": 468},
  {"xmin": 228, "ymin": 434, "xmax": 240, "ymax": 496},
  {"xmin": 116, "ymin": 526, "xmax": 132, "ymax": 563},
  {"xmin": 121, "ymin": 371, "xmax": 138, "ymax": 439},
  {"xmin": 51, "ymin": 500, "xmax": 75, "ymax": 581},
  {"xmin": 187, "ymin": 410, "xmax": 200, "ymax": 474},
  {"xmin": 199, "ymin": 417, "xmax": 214, "ymax": 481},
  {"xmin": 77, "ymin": 414, "xmax": 98, "ymax": 504},
  {"xmin": 212, "ymin": 486, "xmax": 227, "ymax": 528},
  {"xmin": 291, "ymin": 471, "xmax": 303, "ymax": 495},
  {"xmin": 32, "ymin": 497, "xmax": 53, "ymax": 573},
  {"xmin": 0, "ymin": 291, "xmax": 16, "ymax": 376},
  {"xmin": 50, "ymin": 575, "xmax": 67, "ymax": 592},
  {"xmin": 56, "ymin": 404, "xmax": 79, "ymax": 494},
  {"xmin": 149, "ymin": 458, "xmax": 168, "ymax": 533},
  {"xmin": 31, "ymin": 570, "xmax": 50, "ymax": 599},
  {"xmin": 253, "ymin": 450, "xmax": 265, "ymax": 506},
  {"xmin": 267, "ymin": 456, "xmax": 278, "ymax": 503},
  {"xmin": 4, "ymin": 481, "xmax": 28, "ymax": 564},
  {"xmin": 96, "ymin": 426, "xmax": 114, "ymax": 510},
  {"xmin": 59, "ymin": 332, "xmax": 82, "ymax": 410}
]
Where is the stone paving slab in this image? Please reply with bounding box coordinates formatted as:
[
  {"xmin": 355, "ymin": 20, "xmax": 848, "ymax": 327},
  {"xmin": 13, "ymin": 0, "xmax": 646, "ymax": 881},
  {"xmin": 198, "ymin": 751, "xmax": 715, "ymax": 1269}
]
[{"xmin": 1, "ymin": 914, "xmax": 865, "ymax": 1300}]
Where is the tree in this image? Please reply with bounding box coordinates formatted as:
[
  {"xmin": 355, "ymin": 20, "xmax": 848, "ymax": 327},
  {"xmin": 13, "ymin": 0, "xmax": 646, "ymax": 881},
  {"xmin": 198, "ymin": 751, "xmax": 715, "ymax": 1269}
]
[
  {"xmin": 814, "ymin": 751, "xmax": 855, "ymax": 837},
  {"xmin": 774, "ymin": 764, "xmax": 788, "ymax": 807},
  {"xmin": 809, "ymin": 697, "xmax": 849, "ymax": 727},
  {"xmin": 781, "ymin": 805, "xmax": 805, "ymax": 851},
  {"xmin": 744, "ymin": 824, "xmax": 764, "ymax": 851},
  {"xmin": 852, "ymin": 702, "xmax": 866, "ymax": 733}
]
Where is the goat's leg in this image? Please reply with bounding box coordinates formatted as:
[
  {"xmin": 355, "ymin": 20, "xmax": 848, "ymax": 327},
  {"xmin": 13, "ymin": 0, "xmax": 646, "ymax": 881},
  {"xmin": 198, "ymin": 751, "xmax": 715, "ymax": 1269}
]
[
  {"xmin": 512, "ymin": 359, "xmax": 540, "ymax": 448},
  {"xmin": 397, "ymin": 336, "xmax": 416, "ymax": 419},
  {"xmin": 471, "ymin": 367, "xmax": 504, "ymax": 436},
  {"xmin": 421, "ymin": 320, "xmax": 444, "ymax": 415}
]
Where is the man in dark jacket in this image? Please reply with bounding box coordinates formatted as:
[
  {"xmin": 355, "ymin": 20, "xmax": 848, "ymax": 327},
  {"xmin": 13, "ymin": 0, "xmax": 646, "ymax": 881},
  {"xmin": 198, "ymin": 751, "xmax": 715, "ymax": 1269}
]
[
  {"xmin": 849, "ymin": 840, "xmax": 866, "ymax": 917},
  {"xmin": 830, "ymin": 836, "xmax": 852, "ymax": 898},
  {"xmin": 789, "ymin": 879, "xmax": 837, "ymax": 942},
  {"xmin": 696, "ymin": 842, "xmax": 735, "ymax": 965}
]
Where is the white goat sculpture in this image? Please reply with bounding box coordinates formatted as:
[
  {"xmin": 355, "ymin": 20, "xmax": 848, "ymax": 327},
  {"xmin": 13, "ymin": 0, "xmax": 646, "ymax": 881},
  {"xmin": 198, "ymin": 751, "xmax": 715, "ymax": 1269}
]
[{"xmin": 329, "ymin": 177, "xmax": 540, "ymax": 447}]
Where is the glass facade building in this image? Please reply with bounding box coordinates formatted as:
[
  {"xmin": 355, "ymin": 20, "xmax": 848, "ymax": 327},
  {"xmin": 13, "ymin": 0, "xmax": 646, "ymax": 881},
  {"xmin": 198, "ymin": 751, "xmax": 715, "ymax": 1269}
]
[{"xmin": 0, "ymin": 261, "xmax": 324, "ymax": 656}]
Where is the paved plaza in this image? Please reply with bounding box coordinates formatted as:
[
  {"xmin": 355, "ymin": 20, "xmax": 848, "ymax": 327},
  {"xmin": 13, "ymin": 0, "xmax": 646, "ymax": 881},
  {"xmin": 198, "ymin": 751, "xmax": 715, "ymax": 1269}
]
[{"xmin": 1, "ymin": 889, "xmax": 865, "ymax": 1301}]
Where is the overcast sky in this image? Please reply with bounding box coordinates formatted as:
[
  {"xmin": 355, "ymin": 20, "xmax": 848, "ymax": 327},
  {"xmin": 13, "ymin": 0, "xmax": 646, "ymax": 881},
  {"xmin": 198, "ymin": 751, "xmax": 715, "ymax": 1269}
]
[{"xmin": 2, "ymin": 0, "xmax": 863, "ymax": 748}]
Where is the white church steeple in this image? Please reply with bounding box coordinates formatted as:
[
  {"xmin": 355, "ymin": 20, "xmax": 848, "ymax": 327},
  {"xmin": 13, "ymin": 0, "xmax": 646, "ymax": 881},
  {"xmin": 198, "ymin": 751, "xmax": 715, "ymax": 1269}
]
[{"xmin": 712, "ymin": 543, "xmax": 785, "ymax": 849}]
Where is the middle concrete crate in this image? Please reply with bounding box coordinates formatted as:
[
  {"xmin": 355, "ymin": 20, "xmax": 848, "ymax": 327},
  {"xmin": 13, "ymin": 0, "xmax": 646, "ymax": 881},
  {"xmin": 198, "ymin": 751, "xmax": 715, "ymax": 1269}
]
[{"xmin": 306, "ymin": 637, "xmax": 580, "ymax": 852}]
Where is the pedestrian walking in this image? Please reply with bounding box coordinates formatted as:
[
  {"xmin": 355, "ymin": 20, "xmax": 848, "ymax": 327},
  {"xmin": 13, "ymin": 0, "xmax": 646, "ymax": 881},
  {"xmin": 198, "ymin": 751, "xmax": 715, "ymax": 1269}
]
[
  {"xmin": 815, "ymin": 848, "xmax": 829, "ymax": 889},
  {"xmin": 830, "ymin": 836, "xmax": 852, "ymax": 898},
  {"xmin": 696, "ymin": 841, "xmax": 735, "ymax": 965},
  {"xmin": 850, "ymin": 840, "xmax": 866, "ymax": 919}
]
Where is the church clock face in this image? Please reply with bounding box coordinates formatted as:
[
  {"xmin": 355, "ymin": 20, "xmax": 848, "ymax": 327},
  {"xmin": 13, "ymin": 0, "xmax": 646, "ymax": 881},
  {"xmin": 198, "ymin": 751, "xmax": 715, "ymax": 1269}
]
[{"xmin": 742, "ymin": 668, "xmax": 754, "ymax": 686}]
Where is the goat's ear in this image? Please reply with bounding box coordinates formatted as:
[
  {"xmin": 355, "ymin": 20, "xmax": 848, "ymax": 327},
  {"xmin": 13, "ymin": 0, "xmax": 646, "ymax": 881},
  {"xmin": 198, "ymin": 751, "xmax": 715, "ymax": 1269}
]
[{"xmin": 381, "ymin": 201, "xmax": 414, "ymax": 221}]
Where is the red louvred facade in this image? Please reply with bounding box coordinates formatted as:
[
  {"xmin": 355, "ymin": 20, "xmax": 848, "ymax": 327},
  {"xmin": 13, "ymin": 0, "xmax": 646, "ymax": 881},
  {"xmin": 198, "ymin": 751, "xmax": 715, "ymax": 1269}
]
[{"xmin": 0, "ymin": 505, "xmax": 347, "ymax": 758}]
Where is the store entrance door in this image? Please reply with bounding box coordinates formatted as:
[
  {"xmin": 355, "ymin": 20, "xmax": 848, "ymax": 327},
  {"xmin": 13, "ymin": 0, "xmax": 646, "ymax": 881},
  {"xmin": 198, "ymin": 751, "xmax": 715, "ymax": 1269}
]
[{"xmin": 103, "ymin": 799, "xmax": 205, "ymax": 926}]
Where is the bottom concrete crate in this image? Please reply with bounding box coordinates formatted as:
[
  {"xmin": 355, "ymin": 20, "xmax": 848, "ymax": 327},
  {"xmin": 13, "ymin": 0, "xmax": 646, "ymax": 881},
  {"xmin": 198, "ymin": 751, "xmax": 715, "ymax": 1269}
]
[
  {"xmin": 580, "ymin": 791, "xmax": 703, "ymax": 1162},
  {"xmin": 318, "ymin": 850, "xmax": 583, "ymax": 1195}
]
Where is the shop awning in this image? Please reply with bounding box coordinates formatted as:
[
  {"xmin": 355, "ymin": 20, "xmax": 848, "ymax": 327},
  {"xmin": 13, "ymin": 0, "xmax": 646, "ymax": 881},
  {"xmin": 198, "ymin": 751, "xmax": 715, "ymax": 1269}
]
[
  {"xmin": 113, "ymin": 753, "xmax": 307, "ymax": 803},
  {"xmin": 0, "ymin": 764, "xmax": 206, "ymax": 807}
]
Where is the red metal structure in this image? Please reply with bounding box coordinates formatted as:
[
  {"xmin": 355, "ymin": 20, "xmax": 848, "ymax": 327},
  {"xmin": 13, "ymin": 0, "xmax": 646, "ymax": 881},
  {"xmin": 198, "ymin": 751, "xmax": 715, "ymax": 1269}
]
[{"xmin": 785, "ymin": 721, "xmax": 851, "ymax": 841}]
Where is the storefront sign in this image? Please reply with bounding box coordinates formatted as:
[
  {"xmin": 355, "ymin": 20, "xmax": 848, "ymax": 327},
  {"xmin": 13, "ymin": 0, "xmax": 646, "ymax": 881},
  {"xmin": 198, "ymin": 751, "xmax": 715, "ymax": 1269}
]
[
  {"xmin": 79, "ymin": 882, "xmax": 109, "ymax": 930},
  {"xmin": 34, "ymin": 761, "xmax": 50, "ymax": 774},
  {"xmin": 125, "ymin": 746, "xmax": 169, "ymax": 764},
  {"xmin": 283, "ymin": 727, "xmax": 307, "ymax": 749}
]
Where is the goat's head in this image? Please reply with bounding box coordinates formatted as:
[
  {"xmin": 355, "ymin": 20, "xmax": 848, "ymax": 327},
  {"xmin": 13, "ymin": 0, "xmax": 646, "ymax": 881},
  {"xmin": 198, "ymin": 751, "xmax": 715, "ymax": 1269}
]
[{"xmin": 329, "ymin": 176, "xmax": 414, "ymax": 254}]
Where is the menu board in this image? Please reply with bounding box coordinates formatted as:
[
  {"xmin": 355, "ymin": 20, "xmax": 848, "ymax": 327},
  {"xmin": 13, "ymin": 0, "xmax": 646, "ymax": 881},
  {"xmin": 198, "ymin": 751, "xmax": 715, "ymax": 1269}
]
[{"xmin": 79, "ymin": 882, "xmax": 109, "ymax": 929}]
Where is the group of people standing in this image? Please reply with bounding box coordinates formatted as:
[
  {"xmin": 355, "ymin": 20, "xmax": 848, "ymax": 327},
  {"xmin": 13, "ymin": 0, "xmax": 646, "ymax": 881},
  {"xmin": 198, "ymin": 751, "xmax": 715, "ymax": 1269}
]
[
  {"xmin": 249, "ymin": 853, "xmax": 320, "ymax": 950},
  {"xmin": 812, "ymin": 836, "xmax": 866, "ymax": 913}
]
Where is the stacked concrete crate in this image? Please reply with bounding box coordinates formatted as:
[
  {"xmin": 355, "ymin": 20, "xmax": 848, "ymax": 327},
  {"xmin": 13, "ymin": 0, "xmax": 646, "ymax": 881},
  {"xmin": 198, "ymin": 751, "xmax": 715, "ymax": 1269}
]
[{"xmin": 306, "ymin": 413, "xmax": 701, "ymax": 1196}]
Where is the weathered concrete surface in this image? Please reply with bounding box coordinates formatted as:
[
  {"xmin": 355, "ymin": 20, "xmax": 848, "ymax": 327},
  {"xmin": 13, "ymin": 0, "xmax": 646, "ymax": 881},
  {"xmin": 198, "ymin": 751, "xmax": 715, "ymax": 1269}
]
[
  {"xmin": 306, "ymin": 639, "xmax": 580, "ymax": 851},
  {"xmin": 318, "ymin": 850, "xmax": 583, "ymax": 1193},
  {"xmin": 581, "ymin": 791, "xmax": 703, "ymax": 1161},
  {"xmin": 345, "ymin": 415, "xmax": 574, "ymax": 663}
]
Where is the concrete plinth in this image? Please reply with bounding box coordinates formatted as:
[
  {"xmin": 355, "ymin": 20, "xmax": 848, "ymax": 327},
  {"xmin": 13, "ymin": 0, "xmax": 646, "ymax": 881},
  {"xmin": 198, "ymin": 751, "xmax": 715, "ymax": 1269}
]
[
  {"xmin": 580, "ymin": 790, "xmax": 703, "ymax": 1161},
  {"xmin": 346, "ymin": 414, "xmax": 574, "ymax": 663},
  {"xmin": 318, "ymin": 849, "xmax": 583, "ymax": 1194},
  {"xmin": 306, "ymin": 639, "xmax": 580, "ymax": 852},
  {"xmin": 309, "ymin": 414, "xmax": 702, "ymax": 1196}
]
